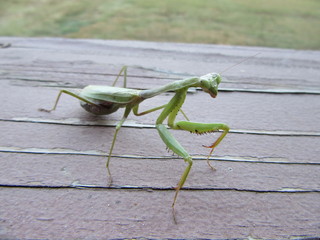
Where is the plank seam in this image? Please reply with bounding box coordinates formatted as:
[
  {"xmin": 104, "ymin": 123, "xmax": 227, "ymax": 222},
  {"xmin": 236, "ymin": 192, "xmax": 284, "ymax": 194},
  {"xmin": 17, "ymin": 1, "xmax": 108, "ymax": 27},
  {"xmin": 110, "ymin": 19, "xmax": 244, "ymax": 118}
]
[
  {"xmin": 1, "ymin": 146, "xmax": 319, "ymax": 165},
  {"xmin": 0, "ymin": 184, "xmax": 319, "ymax": 193},
  {"xmin": 2, "ymin": 118, "xmax": 319, "ymax": 136}
]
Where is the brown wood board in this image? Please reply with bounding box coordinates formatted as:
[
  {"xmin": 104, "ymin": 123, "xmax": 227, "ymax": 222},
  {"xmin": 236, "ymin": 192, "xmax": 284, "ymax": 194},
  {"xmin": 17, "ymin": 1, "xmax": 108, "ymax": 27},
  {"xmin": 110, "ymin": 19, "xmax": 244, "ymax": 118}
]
[{"xmin": 0, "ymin": 37, "xmax": 319, "ymax": 239}]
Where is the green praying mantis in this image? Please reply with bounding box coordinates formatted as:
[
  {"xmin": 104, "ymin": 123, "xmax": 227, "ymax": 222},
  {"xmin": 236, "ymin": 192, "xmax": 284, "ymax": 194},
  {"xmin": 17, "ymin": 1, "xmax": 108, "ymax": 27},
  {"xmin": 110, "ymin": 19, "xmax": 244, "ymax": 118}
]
[{"xmin": 40, "ymin": 66, "xmax": 229, "ymax": 211}]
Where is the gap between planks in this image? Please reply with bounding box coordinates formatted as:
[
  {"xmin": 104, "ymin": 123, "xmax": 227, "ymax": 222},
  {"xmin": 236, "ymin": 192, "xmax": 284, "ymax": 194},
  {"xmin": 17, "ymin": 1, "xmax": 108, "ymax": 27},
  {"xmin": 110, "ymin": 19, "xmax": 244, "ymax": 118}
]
[
  {"xmin": 1, "ymin": 117, "xmax": 320, "ymax": 137},
  {"xmin": 1, "ymin": 146, "xmax": 319, "ymax": 166},
  {"xmin": 0, "ymin": 183, "xmax": 318, "ymax": 194}
]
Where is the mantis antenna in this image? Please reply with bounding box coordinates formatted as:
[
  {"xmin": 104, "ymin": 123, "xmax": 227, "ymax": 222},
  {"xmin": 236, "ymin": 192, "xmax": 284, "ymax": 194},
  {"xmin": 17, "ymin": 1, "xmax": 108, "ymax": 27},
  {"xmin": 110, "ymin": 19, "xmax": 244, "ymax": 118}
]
[{"xmin": 220, "ymin": 52, "xmax": 260, "ymax": 74}]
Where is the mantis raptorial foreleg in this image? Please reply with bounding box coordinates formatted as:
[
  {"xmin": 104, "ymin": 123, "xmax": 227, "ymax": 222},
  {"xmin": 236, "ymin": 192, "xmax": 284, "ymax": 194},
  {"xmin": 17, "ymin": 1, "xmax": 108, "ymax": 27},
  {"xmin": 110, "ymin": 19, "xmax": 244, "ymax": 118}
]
[
  {"xmin": 174, "ymin": 121, "xmax": 229, "ymax": 170},
  {"xmin": 156, "ymin": 124, "xmax": 193, "ymax": 204},
  {"xmin": 154, "ymin": 88, "xmax": 229, "ymax": 209}
]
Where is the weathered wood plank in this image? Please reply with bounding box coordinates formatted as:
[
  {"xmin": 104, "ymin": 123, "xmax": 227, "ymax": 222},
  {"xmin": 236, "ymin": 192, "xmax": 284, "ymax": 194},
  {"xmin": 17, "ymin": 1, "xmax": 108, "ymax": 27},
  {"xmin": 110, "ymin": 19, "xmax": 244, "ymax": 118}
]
[
  {"xmin": 1, "ymin": 80, "xmax": 320, "ymax": 133},
  {"xmin": 0, "ymin": 121, "xmax": 319, "ymax": 163},
  {"xmin": 1, "ymin": 188, "xmax": 319, "ymax": 239},
  {"xmin": 1, "ymin": 153, "xmax": 319, "ymax": 192}
]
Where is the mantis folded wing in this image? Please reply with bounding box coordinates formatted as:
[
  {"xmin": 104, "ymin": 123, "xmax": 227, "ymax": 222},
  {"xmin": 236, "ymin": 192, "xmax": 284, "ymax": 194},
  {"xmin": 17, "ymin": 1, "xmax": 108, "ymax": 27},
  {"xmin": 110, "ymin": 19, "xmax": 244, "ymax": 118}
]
[{"xmin": 40, "ymin": 66, "xmax": 229, "ymax": 218}]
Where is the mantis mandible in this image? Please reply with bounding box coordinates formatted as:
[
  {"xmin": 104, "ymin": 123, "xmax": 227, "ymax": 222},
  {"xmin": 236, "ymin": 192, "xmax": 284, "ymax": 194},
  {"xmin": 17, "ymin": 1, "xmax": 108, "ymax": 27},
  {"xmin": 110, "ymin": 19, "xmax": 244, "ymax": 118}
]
[{"xmin": 40, "ymin": 66, "xmax": 229, "ymax": 211}]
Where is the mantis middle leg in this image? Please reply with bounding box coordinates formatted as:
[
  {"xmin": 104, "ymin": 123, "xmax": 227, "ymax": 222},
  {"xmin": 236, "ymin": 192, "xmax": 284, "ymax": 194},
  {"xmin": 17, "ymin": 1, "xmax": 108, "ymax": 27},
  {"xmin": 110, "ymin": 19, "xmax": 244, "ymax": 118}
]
[{"xmin": 106, "ymin": 105, "xmax": 132, "ymax": 184}]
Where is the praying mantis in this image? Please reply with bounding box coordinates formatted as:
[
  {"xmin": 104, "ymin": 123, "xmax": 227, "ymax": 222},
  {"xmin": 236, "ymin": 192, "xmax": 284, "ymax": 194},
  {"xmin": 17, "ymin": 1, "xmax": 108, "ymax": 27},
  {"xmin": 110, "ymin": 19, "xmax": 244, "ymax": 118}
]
[{"xmin": 40, "ymin": 66, "xmax": 229, "ymax": 212}]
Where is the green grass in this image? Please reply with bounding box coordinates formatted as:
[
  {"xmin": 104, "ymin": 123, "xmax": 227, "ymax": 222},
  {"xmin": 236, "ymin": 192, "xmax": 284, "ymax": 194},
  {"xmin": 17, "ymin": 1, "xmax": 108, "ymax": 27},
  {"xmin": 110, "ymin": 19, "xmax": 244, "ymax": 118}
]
[{"xmin": 0, "ymin": 0, "xmax": 319, "ymax": 50}]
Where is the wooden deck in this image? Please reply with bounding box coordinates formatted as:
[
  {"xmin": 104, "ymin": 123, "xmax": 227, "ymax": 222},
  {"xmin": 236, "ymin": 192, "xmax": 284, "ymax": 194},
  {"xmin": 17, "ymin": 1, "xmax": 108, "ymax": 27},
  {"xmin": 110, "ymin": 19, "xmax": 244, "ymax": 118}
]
[{"xmin": 0, "ymin": 37, "xmax": 319, "ymax": 239}]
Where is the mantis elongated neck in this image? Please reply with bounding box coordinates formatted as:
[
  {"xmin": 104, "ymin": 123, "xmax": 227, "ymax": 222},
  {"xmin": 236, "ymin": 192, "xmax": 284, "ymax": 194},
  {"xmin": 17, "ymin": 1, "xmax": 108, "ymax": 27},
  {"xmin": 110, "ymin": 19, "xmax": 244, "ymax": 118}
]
[{"xmin": 140, "ymin": 77, "xmax": 199, "ymax": 99}]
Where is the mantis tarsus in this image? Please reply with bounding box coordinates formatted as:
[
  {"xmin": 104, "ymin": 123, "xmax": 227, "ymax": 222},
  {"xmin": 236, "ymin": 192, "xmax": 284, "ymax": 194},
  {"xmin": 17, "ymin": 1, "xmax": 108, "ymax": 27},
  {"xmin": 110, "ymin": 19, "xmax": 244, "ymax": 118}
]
[{"xmin": 40, "ymin": 66, "xmax": 229, "ymax": 213}]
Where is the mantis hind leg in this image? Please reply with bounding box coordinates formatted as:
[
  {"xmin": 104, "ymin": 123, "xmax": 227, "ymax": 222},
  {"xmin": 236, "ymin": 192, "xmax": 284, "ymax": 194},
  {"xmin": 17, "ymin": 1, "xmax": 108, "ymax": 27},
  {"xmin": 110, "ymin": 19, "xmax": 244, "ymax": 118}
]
[
  {"xmin": 39, "ymin": 89, "xmax": 97, "ymax": 112},
  {"xmin": 112, "ymin": 66, "xmax": 127, "ymax": 88}
]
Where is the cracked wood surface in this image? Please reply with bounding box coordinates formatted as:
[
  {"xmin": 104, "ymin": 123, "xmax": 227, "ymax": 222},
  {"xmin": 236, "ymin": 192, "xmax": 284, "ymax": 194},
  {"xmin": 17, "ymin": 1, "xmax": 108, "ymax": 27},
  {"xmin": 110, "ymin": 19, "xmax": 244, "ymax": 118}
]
[{"xmin": 0, "ymin": 37, "xmax": 319, "ymax": 239}]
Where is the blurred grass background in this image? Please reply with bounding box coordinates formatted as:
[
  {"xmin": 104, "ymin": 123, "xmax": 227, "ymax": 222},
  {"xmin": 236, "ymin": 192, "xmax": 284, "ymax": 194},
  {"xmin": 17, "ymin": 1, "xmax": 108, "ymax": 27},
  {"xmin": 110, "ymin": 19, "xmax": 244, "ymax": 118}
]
[{"xmin": 0, "ymin": 0, "xmax": 319, "ymax": 50}]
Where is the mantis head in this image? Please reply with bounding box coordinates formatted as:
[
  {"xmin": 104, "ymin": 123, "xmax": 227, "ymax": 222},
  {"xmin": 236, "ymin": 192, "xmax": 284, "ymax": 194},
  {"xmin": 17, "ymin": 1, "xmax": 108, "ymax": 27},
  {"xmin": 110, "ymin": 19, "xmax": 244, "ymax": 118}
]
[{"xmin": 199, "ymin": 73, "xmax": 222, "ymax": 98}]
